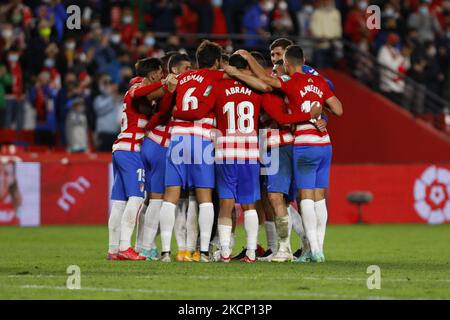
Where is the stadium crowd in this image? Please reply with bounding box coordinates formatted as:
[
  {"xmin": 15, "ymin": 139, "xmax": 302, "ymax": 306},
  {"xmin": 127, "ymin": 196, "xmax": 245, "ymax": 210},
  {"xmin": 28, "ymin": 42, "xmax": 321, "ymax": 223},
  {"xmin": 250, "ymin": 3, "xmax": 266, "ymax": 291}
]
[{"xmin": 0, "ymin": 0, "xmax": 449, "ymax": 151}]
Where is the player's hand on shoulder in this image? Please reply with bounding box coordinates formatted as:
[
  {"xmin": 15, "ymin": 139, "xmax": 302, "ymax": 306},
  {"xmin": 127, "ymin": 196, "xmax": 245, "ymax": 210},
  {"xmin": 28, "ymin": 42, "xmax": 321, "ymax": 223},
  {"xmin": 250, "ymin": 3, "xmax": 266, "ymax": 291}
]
[
  {"xmin": 234, "ymin": 49, "xmax": 250, "ymax": 60},
  {"xmin": 224, "ymin": 65, "xmax": 239, "ymax": 77}
]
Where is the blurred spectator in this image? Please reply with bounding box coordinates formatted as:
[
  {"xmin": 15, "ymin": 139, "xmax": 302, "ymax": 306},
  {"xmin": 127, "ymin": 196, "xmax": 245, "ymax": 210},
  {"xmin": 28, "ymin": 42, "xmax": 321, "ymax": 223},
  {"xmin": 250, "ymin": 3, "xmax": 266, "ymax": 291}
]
[
  {"xmin": 373, "ymin": 18, "xmax": 400, "ymax": 53},
  {"xmin": 93, "ymin": 74, "xmax": 121, "ymax": 152},
  {"xmin": 0, "ymin": 63, "xmax": 11, "ymax": 128},
  {"xmin": 149, "ymin": 0, "xmax": 182, "ymax": 33},
  {"xmin": 65, "ymin": 98, "xmax": 89, "ymax": 153},
  {"xmin": 344, "ymin": 0, "xmax": 370, "ymax": 44},
  {"xmin": 422, "ymin": 41, "xmax": 444, "ymax": 94},
  {"xmin": 310, "ymin": 0, "xmax": 342, "ymax": 68},
  {"xmin": 119, "ymin": 8, "xmax": 139, "ymax": 48},
  {"xmin": 297, "ymin": 1, "xmax": 315, "ymax": 37},
  {"xmin": 242, "ymin": 0, "xmax": 272, "ymax": 47},
  {"xmin": 188, "ymin": 0, "xmax": 214, "ymax": 34},
  {"xmin": 47, "ymin": 0, "xmax": 67, "ymax": 41},
  {"xmin": 30, "ymin": 70, "xmax": 57, "ymax": 146},
  {"xmin": 4, "ymin": 48, "xmax": 25, "ymax": 131},
  {"xmin": 407, "ymin": 0, "xmax": 442, "ymax": 43},
  {"xmin": 271, "ymin": 1, "xmax": 294, "ymax": 37},
  {"xmin": 211, "ymin": 0, "xmax": 229, "ymax": 46},
  {"xmin": 377, "ymin": 33, "xmax": 410, "ymax": 103}
]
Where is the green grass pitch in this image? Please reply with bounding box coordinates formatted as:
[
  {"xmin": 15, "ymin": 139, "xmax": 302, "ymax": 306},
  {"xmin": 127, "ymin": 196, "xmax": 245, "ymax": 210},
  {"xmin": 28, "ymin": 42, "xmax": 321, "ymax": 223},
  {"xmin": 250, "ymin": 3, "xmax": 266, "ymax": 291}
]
[{"xmin": 0, "ymin": 225, "xmax": 449, "ymax": 300}]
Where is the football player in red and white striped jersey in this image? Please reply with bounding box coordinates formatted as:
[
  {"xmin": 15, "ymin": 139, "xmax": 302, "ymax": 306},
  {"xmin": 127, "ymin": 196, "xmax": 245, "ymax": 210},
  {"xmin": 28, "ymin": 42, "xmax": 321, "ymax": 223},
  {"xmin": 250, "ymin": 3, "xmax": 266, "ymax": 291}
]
[
  {"xmin": 253, "ymin": 45, "xmax": 343, "ymax": 263},
  {"xmin": 108, "ymin": 58, "xmax": 166, "ymax": 261}
]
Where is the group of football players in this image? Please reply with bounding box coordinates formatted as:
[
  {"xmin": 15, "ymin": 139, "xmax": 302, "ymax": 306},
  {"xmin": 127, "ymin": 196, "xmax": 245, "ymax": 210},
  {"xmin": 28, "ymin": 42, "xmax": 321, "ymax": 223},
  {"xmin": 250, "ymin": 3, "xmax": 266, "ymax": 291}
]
[{"xmin": 106, "ymin": 37, "xmax": 343, "ymax": 264}]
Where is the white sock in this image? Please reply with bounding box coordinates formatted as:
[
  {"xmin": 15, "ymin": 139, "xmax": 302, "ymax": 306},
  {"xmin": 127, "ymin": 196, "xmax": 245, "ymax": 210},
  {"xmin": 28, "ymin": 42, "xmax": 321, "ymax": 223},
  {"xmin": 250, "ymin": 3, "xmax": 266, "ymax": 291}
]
[
  {"xmin": 174, "ymin": 198, "xmax": 188, "ymax": 251},
  {"xmin": 264, "ymin": 221, "xmax": 277, "ymax": 252},
  {"xmin": 300, "ymin": 199, "xmax": 319, "ymax": 254},
  {"xmin": 218, "ymin": 224, "xmax": 232, "ymax": 256},
  {"xmin": 244, "ymin": 210, "xmax": 259, "ymax": 253},
  {"xmin": 159, "ymin": 201, "xmax": 176, "ymax": 253},
  {"xmin": 275, "ymin": 215, "xmax": 290, "ymax": 252},
  {"xmin": 199, "ymin": 202, "xmax": 215, "ymax": 252},
  {"xmin": 142, "ymin": 199, "xmax": 163, "ymax": 250},
  {"xmin": 288, "ymin": 204, "xmax": 309, "ymax": 249},
  {"xmin": 119, "ymin": 196, "xmax": 144, "ymax": 251},
  {"xmin": 108, "ymin": 200, "xmax": 126, "ymax": 253},
  {"xmin": 186, "ymin": 196, "xmax": 199, "ymax": 251},
  {"xmin": 288, "ymin": 204, "xmax": 304, "ymax": 237},
  {"xmin": 134, "ymin": 203, "xmax": 147, "ymax": 252},
  {"xmin": 315, "ymin": 199, "xmax": 328, "ymax": 252}
]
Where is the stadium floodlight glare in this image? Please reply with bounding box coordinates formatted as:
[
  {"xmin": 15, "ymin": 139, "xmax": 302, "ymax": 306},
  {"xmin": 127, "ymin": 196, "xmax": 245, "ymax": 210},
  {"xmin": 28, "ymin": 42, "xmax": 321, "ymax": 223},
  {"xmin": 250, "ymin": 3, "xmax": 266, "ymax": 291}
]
[{"xmin": 347, "ymin": 192, "xmax": 373, "ymax": 224}]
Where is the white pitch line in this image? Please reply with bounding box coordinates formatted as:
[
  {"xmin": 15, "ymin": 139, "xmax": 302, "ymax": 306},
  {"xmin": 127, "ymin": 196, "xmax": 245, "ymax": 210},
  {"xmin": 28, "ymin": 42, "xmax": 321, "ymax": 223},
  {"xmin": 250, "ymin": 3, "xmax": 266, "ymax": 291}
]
[
  {"xmin": 0, "ymin": 283, "xmax": 435, "ymax": 300},
  {"xmin": 4, "ymin": 274, "xmax": 450, "ymax": 283}
]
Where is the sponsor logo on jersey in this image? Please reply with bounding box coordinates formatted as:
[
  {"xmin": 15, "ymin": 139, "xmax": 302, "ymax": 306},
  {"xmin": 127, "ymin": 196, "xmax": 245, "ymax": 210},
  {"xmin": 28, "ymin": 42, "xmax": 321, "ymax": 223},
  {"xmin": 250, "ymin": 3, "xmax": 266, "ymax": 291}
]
[
  {"xmin": 280, "ymin": 75, "xmax": 291, "ymax": 82},
  {"xmin": 203, "ymin": 85, "xmax": 212, "ymax": 97}
]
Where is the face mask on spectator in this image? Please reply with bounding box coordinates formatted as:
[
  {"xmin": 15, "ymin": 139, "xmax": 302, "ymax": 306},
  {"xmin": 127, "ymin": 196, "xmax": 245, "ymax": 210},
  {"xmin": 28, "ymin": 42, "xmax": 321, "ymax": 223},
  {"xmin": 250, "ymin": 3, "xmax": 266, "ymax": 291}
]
[
  {"xmin": 304, "ymin": 5, "xmax": 314, "ymax": 14},
  {"xmin": 2, "ymin": 29, "xmax": 13, "ymax": 39},
  {"xmin": 358, "ymin": 1, "xmax": 368, "ymax": 10},
  {"xmin": 212, "ymin": 0, "xmax": 222, "ymax": 7},
  {"xmin": 384, "ymin": 9, "xmax": 396, "ymax": 18},
  {"xmin": 8, "ymin": 54, "xmax": 19, "ymax": 62},
  {"xmin": 263, "ymin": 1, "xmax": 274, "ymax": 12},
  {"xmin": 144, "ymin": 36, "xmax": 155, "ymax": 47},
  {"xmin": 44, "ymin": 58, "xmax": 55, "ymax": 68},
  {"xmin": 65, "ymin": 41, "xmax": 76, "ymax": 50},
  {"xmin": 122, "ymin": 15, "xmax": 133, "ymax": 24},
  {"xmin": 100, "ymin": 82, "xmax": 112, "ymax": 95},
  {"xmin": 419, "ymin": 6, "xmax": 429, "ymax": 15},
  {"xmin": 111, "ymin": 34, "xmax": 121, "ymax": 44},
  {"xmin": 278, "ymin": 1, "xmax": 288, "ymax": 11}
]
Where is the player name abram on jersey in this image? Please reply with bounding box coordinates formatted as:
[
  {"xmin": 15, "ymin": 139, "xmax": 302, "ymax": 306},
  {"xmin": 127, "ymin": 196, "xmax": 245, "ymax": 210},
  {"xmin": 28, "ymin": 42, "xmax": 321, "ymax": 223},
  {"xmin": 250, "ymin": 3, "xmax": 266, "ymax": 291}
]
[{"xmin": 225, "ymin": 86, "xmax": 252, "ymax": 96}]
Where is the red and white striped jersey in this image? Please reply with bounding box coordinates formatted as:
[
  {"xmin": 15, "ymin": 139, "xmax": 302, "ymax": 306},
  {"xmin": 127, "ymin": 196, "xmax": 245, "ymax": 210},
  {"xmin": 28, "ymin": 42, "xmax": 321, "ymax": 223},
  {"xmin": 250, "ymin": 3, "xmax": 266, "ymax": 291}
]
[
  {"xmin": 145, "ymin": 91, "xmax": 175, "ymax": 148},
  {"xmin": 147, "ymin": 125, "xmax": 171, "ymax": 147},
  {"xmin": 112, "ymin": 78, "xmax": 163, "ymax": 152},
  {"xmin": 210, "ymin": 79, "xmax": 262, "ymax": 161},
  {"xmin": 259, "ymin": 93, "xmax": 294, "ymax": 149},
  {"xmin": 170, "ymin": 68, "xmax": 224, "ymax": 140},
  {"xmin": 278, "ymin": 72, "xmax": 334, "ymax": 146}
]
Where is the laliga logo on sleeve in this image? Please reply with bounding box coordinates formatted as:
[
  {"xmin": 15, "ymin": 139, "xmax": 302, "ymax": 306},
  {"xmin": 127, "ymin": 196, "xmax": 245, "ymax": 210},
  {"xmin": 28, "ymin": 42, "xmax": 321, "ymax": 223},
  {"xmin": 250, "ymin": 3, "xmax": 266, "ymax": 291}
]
[
  {"xmin": 57, "ymin": 177, "xmax": 91, "ymax": 212},
  {"xmin": 414, "ymin": 166, "xmax": 450, "ymax": 224}
]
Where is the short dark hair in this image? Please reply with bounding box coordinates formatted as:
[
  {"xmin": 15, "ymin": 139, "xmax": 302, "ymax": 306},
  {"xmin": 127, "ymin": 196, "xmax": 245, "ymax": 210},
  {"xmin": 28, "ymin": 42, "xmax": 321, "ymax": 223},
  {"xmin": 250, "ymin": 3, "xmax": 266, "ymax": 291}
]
[
  {"xmin": 229, "ymin": 54, "xmax": 249, "ymax": 69},
  {"xmin": 274, "ymin": 59, "xmax": 284, "ymax": 66},
  {"xmin": 161, "ymin": 51, "xmax": 178, "ymax": 73},
  {"xmin": 284, "ymin": 45, "xmax": 304, "ymax": 66},
  {"xmin": 250, "ymin": 51, "xmax": 266, "ymax": 68},
  {"xmin": 135, "ymin": 57, "xmax": 162, "ymax": 77},
  {"xmin": 221, "ymin": 53, "xmax": 230, "ymax": 63},
  {"xmin": 270, "ymin": 38, "xmax": 293, "ymax": 51},
  {"xmin": 168, "ymin": 53, "xmax": 191, "ymax": 73},
  {"xmin": 196, "ymin": 40, "xmax": 222, "ymax": 68}
]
